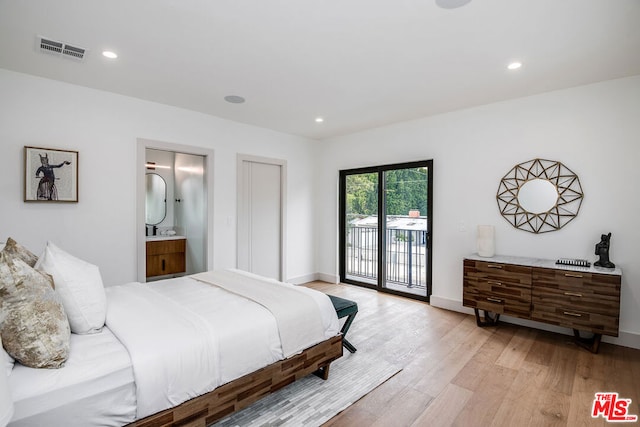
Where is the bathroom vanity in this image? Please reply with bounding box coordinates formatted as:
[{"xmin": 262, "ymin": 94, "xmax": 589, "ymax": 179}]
[{"xmin": 146, "ymin": 236, "xmax": 186, "ymax": 278}]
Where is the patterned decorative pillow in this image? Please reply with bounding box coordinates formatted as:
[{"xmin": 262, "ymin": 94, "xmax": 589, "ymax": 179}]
[
  {"xmin": 0, "ymin": 252, "xmax": 70, "ymax": 369},
  {"xmin": 1, "ymin": 238, "xmax": 39, "ymax": 268}
]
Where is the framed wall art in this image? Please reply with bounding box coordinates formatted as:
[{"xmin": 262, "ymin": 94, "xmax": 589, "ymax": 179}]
[{"xmin": 24, "ymin": 146, "xmax": 78, "ymax": 202}]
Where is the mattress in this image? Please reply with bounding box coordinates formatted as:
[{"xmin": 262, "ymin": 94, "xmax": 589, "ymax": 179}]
[{"xmin": 8, "ymin": 327, "xmax": 136, "ymax": 427}]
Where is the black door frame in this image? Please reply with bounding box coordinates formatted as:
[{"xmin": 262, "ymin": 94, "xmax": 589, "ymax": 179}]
[{"xmin": 338, "ymin": 160, "xmax": 433, "ymax": 302}]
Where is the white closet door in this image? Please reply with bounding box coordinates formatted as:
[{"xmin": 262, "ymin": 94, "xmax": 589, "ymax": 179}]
[{"xmin": 237, "ymin": 157, "xmax": 285, "ymax": 281}]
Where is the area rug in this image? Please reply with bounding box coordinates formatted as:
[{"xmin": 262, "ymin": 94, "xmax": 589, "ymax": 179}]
[{"xmin": 213, "ymin": 350, "xmax": 402, "ymax": 426}]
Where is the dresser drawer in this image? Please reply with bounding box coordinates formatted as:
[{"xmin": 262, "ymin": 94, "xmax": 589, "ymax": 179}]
[
  {"xmin": 463, "ymin": 281, "xmax": 531, "ymax": 318},
  {"xmin": 534, "ymin": 268, "xmax": 620, "ymax": 294},
  {"xmin": 532, "ymin": 267, "xmax": 620, "ymax": 336},
  {"xmin": 465, "ymin": 259, "xmax": 532, "ymax": 286},
  {"xmin": 463, "ymin": 259, "xmax": 532, "ymax": 318},
  {"xmin": 531, "ymin": 304, "xmax": 619, "ymax": 336},
  {"xmin": 532, "ymin": 286, "xmax": 619, "ymax": 317},
  {"xmin": 532, "ymin": 267, "xmax": 621, "ymax": 317}
]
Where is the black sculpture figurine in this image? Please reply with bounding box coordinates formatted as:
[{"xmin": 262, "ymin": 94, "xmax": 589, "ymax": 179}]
[{"xmin": 594, "ymin": 232, "xmax": 615, "ymax": 268}]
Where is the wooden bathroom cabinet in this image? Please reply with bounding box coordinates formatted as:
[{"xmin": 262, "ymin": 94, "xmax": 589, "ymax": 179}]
[{"xmin": 146, "ymin": 238, "xmax": 186, "ymax": 277}]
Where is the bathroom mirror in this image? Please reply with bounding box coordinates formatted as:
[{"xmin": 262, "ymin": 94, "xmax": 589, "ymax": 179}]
[
  {"xmin": 496, "ymin": 159, "xmax": 583, "ymax": 233},
  {"xmin": 145, "ymin": 173, "xmax": 166, "ymax": 225}
]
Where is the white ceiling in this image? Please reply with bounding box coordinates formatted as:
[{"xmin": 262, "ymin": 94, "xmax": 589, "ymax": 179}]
[{"xmin": 1, "ymin": 0, "xmax": 639, "ymax": 140}]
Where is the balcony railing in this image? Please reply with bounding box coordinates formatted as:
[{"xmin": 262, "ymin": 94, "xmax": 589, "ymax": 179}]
[{"xmin": 345, "ymin": 224, "xmax": 428, "ymax": 289}]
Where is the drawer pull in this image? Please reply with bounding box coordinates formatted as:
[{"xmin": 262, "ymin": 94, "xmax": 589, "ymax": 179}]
[
  {"xmin": 488, "ymin": 281, "xmax": 503, "ymax": 287},
  {"xmin": 564, "ymin": 291, "xmax": 583, "ymax": 297},
  {"xmin": 486, "ymin": 297, "xmax": 503, "ymax": 303},
  {"xmin": 563, "ymin": 311, "xmax": 582, "ymax": 317},
  {"xmin": 487, "ymin": 264, "xmax": 503, "ymax": 269},
  {"xmin": 564, "ymin": 273, "xmax": 583, "ymax": 278}
]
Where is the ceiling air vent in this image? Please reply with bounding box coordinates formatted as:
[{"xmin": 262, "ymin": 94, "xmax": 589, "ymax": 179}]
[{"xmin": 38, "ymin": 36, "xmax": 86, "ymax": 61}]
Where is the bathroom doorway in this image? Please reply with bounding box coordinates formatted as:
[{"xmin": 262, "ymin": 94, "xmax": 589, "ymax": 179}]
[{"xmin": 136, "ymin": 139, "xmax": 214, "ymax": 282}]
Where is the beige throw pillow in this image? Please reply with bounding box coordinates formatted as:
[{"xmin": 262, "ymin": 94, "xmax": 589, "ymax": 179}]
[
  {"xmin": 1, "ymin": 237, "xmax": 38, "ymax": 268},
  {"xmin": 0, "ymin": 252, "xmax": 70, "ymax": 368}
]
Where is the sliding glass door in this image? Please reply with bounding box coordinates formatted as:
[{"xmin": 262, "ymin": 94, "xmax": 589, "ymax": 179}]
[
  {"xmin": 339, "ymin": 160, "xmax": 433, "ymax": 301},
  {"xmin": 343, "ymin": 171, "xmax": 379, "ymax": 286}
]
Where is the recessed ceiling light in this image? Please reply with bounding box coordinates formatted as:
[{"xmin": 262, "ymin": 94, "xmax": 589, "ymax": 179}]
[
  {"xmin": 435, "ymin": 0, "xmax": 472, "ymax": 9},
  {"xmin": 102, "ymin": 51, "xmax": 118, "ymax": 59},
  {"xmin": 315, "ymin": 117, "xmax": 324, "ymax": 123},
  {"xmin": 507, "ymin": 62, "xmax": 522, "ymax": 70},
  {"xmin": 224, "ymin": 95, "xmax": 245, "ymax": 104}
]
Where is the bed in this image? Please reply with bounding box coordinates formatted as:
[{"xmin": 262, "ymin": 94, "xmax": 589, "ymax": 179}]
[{"xmin": 1, "ymin": 240, "xmax": 342, "ymax": 427}]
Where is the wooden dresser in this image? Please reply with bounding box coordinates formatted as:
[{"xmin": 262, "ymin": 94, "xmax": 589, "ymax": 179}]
[
  {"xmin": 463, "ymin": 254, "xmax": 622, "ymax": 353},
  {"xmin": 146, "ymin": 237, "xmax": 186, "ymax": 278}
]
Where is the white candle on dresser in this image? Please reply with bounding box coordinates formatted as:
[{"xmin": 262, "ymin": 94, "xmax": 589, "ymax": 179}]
[{"xmin": 477, "ymin": 225, "xmax": 495, "ymax": 257}]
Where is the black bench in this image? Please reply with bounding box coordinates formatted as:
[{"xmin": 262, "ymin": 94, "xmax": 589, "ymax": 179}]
[{"xmin": 327, "ymin": 294, "xmax": 358, "ymax": 353}]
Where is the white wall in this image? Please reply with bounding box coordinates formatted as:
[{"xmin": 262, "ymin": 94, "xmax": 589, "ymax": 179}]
[
  {"xmin": 315, "ymin": 76, "xmax": 640, "ymax": 347},
  {"xmin": 2, "ymin": 68, "xmax": 638, "ymax": 347},
  {"xmin": 0, "ymin": 69, "xmax": 318, "ymax": 286}
]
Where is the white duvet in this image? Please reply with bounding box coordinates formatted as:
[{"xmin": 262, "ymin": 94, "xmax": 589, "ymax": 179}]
[
  {"xmin": 192, "ymin": 269, "xmax": 326, "ymax": 357},
  {"xmin": 106, "ymin": 282, "xmax": 221, "ymax": 419},
  {"xmin": 105, "ymin": 271, "xmax": 340, "ymax": 420}
]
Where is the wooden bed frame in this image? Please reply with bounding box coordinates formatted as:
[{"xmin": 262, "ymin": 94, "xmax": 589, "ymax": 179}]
[{"xmin": 128, "ymin": 334, "xmax": 343, "ymax": 427}]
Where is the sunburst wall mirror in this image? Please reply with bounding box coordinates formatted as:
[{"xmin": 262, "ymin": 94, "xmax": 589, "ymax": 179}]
[{"xmin": 496, "ymin": 158, "xmax": 584, "ymax": 233}]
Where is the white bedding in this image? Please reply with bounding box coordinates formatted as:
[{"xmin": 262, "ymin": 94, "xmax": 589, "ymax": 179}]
[
  {"xmin": 106, "ymin": 282, "xmax": 221, "ymax": 419},
  {"xmin": 192, "ymin": 269, "xmax": 328, "ymax": 357},
  {"xmin": 8, "ymin": 328, "xmax": 136, "ymax": 427},
  {"xmin": 153, "ymin": 273, "xmax": 340, "ymax": 383},
  {"xmin": 7, "ymin": 271, "xmax": 340, "ymax": 426}
]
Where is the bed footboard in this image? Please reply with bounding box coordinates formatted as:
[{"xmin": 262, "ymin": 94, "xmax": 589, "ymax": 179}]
[{"xmin": 128, "ymin": 334, "xmax": 343, "ymax": 427}]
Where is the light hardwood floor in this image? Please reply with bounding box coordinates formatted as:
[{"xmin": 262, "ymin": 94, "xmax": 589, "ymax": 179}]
[{"xmin": 306, "ymin": 281, "xmax": 640, "ymax": 427}]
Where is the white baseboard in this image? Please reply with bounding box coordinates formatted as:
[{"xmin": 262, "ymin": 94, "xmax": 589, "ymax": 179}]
[
  {"xmin": 316, "ymin": 272, "xmax": 339, "ymax": 284},
  {"xmin": 287, "ymin": 272, "xmax": 339, "ymax": 285},
  {"xmin": 429, "ymin": 295, "xmax": 475, "ymax": 315},
  {"xmin": 430, "ymin": 295, "xmax": 640, "ymax": 350},
  {"xmin": 287, "ymin": 273, "xmax": 318, "ymax": 285}
]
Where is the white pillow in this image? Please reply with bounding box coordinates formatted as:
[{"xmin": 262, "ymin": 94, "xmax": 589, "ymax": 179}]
[
  {"xmin": 0, "ymin": 337, "xmax": 14, "ymax": 377},
  {"xmin": 35, "ymin": 242, "xmax": 106, "ymax": 334}
]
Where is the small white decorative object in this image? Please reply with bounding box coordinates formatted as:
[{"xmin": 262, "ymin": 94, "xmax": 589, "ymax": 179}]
[{"xmin": 477, "ymin": 225, "xmax": 495, "ymax": 257}]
